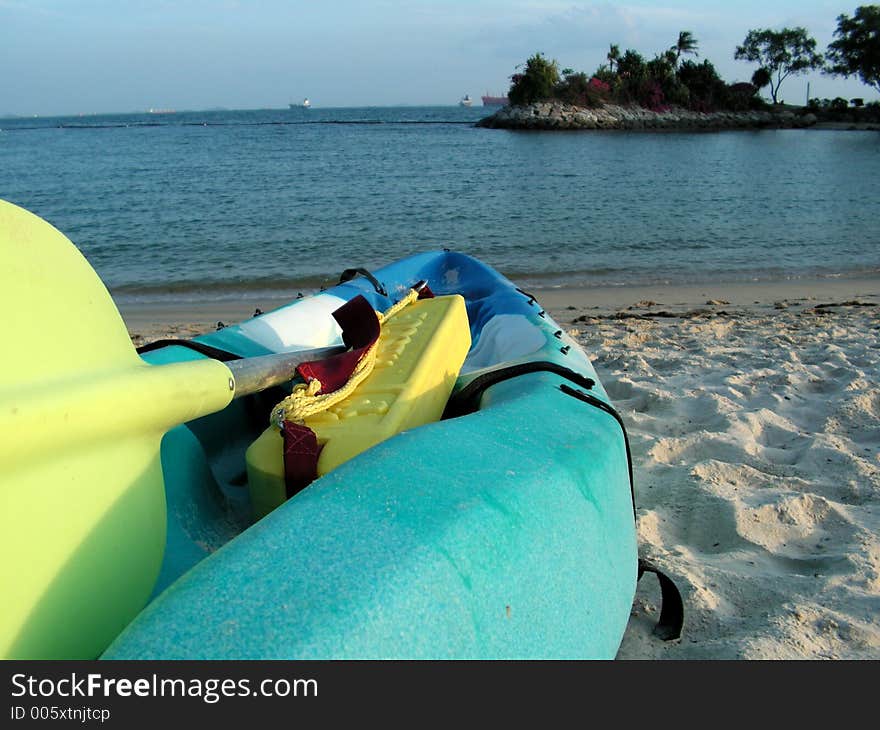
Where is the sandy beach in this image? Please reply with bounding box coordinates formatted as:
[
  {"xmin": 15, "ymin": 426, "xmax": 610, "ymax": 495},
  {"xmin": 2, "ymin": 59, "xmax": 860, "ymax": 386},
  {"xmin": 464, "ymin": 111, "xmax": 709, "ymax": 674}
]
[{"xmin": 122, "ymin": 275, "xmax": 880, "ymax": 659}]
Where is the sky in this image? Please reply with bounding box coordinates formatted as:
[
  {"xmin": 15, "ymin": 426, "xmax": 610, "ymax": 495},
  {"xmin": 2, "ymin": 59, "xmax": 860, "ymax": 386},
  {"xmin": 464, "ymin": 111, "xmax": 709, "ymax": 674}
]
[{"xmin": 1, "ymin": 1, "xmax": 877, "ymax": 116}]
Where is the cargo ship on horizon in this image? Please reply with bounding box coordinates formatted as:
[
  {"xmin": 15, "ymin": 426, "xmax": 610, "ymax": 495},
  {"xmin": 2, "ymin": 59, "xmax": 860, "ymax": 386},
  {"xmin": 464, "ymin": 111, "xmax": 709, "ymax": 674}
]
[{"xmin": 481, "ymin": 94, "xmax": 508, "ymax": 107}]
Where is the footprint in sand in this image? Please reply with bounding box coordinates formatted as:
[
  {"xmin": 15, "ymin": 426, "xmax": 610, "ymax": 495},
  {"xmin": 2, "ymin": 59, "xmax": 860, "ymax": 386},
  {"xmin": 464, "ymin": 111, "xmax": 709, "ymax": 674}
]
[
  {"xmin": 733, "ymin": 492, "xmax": 858, "ymax": 578},
  {"xmin": 800, "ymin": 375, "xmax": 845, "ymax": 395},
  {"xmin": 832, "ymin": 393, "xmax": 880, "ymax": 445},
  {"xmin": 649, "ymin": 433, "xmax": 751, "ymax": 467},
  {"xmin": 692, "ymin": 459, "xmax": 815, "ymax": 495},
  {"xmin": 604, "ymin": 378, "xmax": 676, "ymax": 416},
  {"xmin": 679, "ymin": 391, "xmax": 738, "ymax": 432},
  {"xmin": 729, "ymin": 409, "xmax": 813, "ymax": 466},
  {"xmin": 603, "ymin": 378, "xmax": 635, "ymax": 400},
  {"xmin": 644, "ymin": 488, "xmax": 750, "ymax": 556},
  {"xmin": 794, "ymin": 437, "xmax": 879, "ymax": 504},
  {"xmin": 644, "ymin": 356, "xmax": 685, "ymax": 374}
]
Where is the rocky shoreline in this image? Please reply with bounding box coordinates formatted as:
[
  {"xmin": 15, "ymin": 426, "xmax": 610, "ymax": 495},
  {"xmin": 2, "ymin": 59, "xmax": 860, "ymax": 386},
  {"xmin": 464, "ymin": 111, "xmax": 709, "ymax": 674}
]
[{"xmin": 476, "ymin": 101, "xmax": 819, "ymax": 131}]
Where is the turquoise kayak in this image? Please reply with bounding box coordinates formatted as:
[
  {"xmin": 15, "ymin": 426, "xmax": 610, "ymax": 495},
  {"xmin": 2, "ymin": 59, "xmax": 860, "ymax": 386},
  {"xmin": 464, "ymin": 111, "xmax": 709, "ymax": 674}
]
[
  {"xmin": 102, "ymin": 251, "xmax": 644, "ymax": 659},
  {"xmin": 2, "ymin": 201, "xmax": 681, "ymax": 659}
]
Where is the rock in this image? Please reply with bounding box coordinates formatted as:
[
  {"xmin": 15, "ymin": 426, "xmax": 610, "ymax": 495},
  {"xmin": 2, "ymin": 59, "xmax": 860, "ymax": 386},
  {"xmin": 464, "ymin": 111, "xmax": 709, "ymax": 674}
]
[{"xmin": 475, "ymin": 101, "xmax": 825, "ymax": 132}]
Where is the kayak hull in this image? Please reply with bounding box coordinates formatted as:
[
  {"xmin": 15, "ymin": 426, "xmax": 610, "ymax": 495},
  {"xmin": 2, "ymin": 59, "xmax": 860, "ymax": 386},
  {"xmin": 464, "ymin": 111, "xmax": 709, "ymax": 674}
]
[
  {"xmin": 106, "ymin": 372, "xmax": 636, "ymax": 659},
  {"xmin": 105, "ymin": 251, "xmax": 638, "ymax": 659}
]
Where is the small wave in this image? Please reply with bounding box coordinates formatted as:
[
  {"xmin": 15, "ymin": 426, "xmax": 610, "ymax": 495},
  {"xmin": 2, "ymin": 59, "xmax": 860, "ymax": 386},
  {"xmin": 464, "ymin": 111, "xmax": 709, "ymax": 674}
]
[
  {"xmin": 59, "ymin": 122, "xmax": 163, "ymax": 129},
  {"xmin": 107, "ymin": 261, "xmax": 880, "ymax": 304},
  {"xmin": 4, "ymin": 114, "xmax": 481, "ymax": 133}
]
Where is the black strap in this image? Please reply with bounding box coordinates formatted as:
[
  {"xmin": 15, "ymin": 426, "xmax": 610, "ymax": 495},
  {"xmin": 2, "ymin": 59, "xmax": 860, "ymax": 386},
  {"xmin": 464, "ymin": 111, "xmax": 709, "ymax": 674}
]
[
  {"xmin": 558, "ymin": 383, "xmax": 635, "ymax": 516},
  {"xmin": 135, "ymin": 339, "xmax": 242, "ymax": 362},
  {"xmin": 557, "ymin": 383, "xmax": 683, "ymax": 641},
  {"xmin": 514, "ymin": 287, "xmax": 539, "ymax": 305},
  {"xmin": 638, "ymin": 558, "xmax": 684, "ymax": 641},
  {"xmin": 338, "ymin": 267, "xmax": 388, "ymax": 297},
  {"xmin": 443, "ymin": 361, "xmax": 596, "ymax": 419}
]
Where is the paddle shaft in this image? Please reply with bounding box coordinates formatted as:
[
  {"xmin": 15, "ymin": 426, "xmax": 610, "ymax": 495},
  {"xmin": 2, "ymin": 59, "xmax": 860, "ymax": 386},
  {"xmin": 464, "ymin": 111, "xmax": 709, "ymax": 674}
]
[
  {"xmin": 225, "ymin": 345, "xmax": 346, "ymax": 398},
  {"xmin": 0, "ymin": 198, "xmax": 354, "ymax": 660}
]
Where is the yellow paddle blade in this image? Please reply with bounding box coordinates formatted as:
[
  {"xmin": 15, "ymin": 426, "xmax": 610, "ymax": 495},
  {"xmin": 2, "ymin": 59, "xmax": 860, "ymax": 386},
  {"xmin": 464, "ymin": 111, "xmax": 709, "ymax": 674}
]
[
  {"xmin": 0, "ymin": 200, "xmax": 234, "ymax": 658},
  {"xmin": 1, "ymin": 200, "xmax": 140, "ymax": 383}
]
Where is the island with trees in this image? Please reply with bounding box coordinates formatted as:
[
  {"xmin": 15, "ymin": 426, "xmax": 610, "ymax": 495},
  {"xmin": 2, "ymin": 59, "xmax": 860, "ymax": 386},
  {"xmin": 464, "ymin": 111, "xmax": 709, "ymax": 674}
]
[{"xmin": 478, "ymin": 5, "xmax": 880, "ymax": 132}]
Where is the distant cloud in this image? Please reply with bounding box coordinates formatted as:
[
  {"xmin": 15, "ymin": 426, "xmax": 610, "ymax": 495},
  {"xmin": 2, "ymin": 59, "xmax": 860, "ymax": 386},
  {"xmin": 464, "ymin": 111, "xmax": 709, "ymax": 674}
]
[{"xmin": 465, "ymin": 2, "xmax": 728, "ymax": 71}]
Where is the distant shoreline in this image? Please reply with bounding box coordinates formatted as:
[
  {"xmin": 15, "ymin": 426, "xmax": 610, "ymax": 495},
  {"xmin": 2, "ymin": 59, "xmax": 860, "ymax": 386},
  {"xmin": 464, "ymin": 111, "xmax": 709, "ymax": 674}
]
[
  {"xmin": 122, "ymin": 272, "xmax": 880, "ymax": 345},
  {"xmin": 811, "ymin": 121, "xmax": 880, "ymax": 131},
  {"xmin": 477, "ymin": 102, "xmax": 880, "ymax": 131}
]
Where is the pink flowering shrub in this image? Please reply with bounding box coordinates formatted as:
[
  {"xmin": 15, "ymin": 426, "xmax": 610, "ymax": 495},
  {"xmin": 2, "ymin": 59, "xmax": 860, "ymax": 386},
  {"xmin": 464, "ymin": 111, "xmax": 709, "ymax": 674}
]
[
  {"xmin": 555, "ymin": 72, "xmax": 611, "ymax": 108},
  {"xmin": 641, "ymin": 81, "xmax": 669, "ymax": 112},
  {"xmin": 588, "ymin": 77, "xmax": 611, "ymax": 94}
]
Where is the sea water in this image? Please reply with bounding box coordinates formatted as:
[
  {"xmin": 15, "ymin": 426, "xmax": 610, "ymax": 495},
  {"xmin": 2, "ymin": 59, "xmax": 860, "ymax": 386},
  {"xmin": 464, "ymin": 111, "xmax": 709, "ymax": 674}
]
[{"xmin": 2, "ymin": 106, "xmax": 878, "ymax": 303}]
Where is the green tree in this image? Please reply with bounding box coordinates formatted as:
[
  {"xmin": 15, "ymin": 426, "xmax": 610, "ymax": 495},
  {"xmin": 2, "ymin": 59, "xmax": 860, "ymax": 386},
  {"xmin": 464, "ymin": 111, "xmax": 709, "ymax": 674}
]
[
  {"xmin": 617, "ymin": 49, "xmax": 647, "ymax": 79},
  {"xmin": 751, "ymin": 67, "xmax": 773, "ymax": 91},
  {"xmin": 734, "ymin": 27, "xmax": 824, "ymax": 103},
  {"xmin": 508, "ymin": 53, "xmax": 561, "ymax": 105},
  {"xmin": 726, "ymin": 82, "xmax": 763, "ymax": 111},
  {"xmin": 647, "ymin": 54, "xmax": 676, "ymax": 83},
  {"xmin": 649, "ymin": 53, "xmax": 689, "ymax": 107},
  {"xmin": 826, "ymin": 5, "xmax": 880, "ymax": 94},
  {"xmin": 671, "ymin": 31, "xmax": 700, "ymax": 65},
  {"xmin": 678, "ymin": 59, "xmax": 728, "ymax": 110},
  {"xmin": 614, "ymin": 49, "xmax": 648, "ymax": 103},
  {"xmin": 607, "ymin": 44, "xmax": 621, "ymax": 74}
]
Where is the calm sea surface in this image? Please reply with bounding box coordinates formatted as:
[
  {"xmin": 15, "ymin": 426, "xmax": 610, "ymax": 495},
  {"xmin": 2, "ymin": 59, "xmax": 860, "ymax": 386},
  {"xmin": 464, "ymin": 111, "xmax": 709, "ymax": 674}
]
[{"xmin": 2, "ymin": 106, "xmax": 878, "ymax": 303}]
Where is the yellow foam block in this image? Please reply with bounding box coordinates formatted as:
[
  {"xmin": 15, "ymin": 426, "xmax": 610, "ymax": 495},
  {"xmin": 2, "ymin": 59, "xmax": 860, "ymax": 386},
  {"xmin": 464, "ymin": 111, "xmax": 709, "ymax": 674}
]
[{"xmin": 246, "ymin": 294, "xmax": 470, "ymax": 519}]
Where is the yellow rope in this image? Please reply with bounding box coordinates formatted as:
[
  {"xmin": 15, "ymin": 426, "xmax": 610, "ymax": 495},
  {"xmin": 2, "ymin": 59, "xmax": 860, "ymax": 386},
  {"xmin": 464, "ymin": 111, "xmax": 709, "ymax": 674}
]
[{"xmin": 271, "ymin": 288, "xmax": 420, "ymax": 428}]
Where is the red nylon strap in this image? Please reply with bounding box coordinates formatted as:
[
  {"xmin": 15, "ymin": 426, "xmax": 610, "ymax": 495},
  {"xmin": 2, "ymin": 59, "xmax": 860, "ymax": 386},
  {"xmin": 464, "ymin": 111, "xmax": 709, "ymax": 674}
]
[
  {"xmin": 282, "ymin": 421, "xmax": 322, "ymax": 498},
  {"xmin": 281, "ymin": 286, "xmax": 433, "ymax": 500},
  {"xmin": 296, "ymin": 294, "xmax": 381, "ymax": 394}
]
